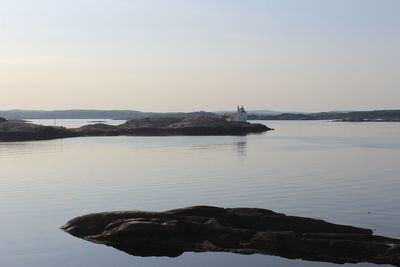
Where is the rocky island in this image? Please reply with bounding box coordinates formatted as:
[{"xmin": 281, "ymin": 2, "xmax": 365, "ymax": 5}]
[
  {"xmin": 62, "ymin": 206, "xmax": 400, "ymax": 266},
  {"xmin": 0, "ymin": 116, "xmax": 271, "ymax": 142}
]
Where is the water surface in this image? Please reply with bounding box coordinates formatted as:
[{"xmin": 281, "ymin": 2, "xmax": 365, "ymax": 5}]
[{"xmin": 1, "ymin": 120, "xmax": 399, "ymax": 267}]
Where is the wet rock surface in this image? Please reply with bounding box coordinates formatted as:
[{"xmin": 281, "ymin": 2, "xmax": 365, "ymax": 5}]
[
  {"xmin": 62, "ymin": 206, "xmax": 400, "ymax": 266},
  {"xmin": 0, "ymin": 117, "xmax": 271, "ymax": 141}
]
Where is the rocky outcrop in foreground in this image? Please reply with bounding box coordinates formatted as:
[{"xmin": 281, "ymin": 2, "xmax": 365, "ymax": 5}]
[
  {"xmin": 62, "ymin": 206, "xmax": 400, "ymax": 266},
  {"xmin": 0, "ymin": 117, "xmax": 271, "ymax": 141},
  {"xmin": 0, "ymin": 119, "xmax": 72, "ymax": 141}
]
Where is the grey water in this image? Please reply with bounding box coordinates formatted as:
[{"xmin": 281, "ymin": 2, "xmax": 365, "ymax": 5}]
[{"xmin": 1, "ymin": 120, "xmax": 399, "ymax": 267}]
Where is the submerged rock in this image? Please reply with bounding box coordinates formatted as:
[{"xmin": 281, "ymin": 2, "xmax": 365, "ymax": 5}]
[{"xmin": 62, "ymin": 206, "xmax": 400, "ymax": 266}]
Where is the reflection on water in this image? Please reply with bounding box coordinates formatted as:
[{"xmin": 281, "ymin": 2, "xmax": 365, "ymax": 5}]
[
  {"xmin": 235, "ymin": 141, "xmax": 247, "ymax": 158},
  {"xmin": 191, "ymin": 138, "xmax": 247, "ymax": 159},
  {"xmin": 0, "ymin": 121, "xmax": 399, "ymax": 267},
  {"xmin": 0, "ymin": 140, "xmax": 64, "ymax": 158}
]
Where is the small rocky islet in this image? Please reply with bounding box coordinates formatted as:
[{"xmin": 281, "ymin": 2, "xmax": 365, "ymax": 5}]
[
  {"xmin": 62, "ymin": 206, "xmax": 400, "ymax": 266},
  {"xmin": 0, "ymin": 116, "xmax": 271, "ymax": 141}
]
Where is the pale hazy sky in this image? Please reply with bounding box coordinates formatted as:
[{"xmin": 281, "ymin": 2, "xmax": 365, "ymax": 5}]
[{"xmin": 0, "ymin": 0, "xmax": 399, "ymax": 112}]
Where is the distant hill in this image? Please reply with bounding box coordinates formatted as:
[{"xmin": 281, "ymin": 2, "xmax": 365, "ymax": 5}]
[
  {"xmin": 248, "ymin": 110, "xmax": 400, "ymax": 121},
  {"xmin": 0, "ymin": 109, "xmax": 217, "ymax": 120},
  {"xmin": 1, "ymin": 109, "xmax": 399, "ymax": 122},
  {"xmin": 214, "ymin": 110, "xmax": 307, "ymax": 116},
  {"xmin": 215, "ymin": 110, "xmax": 283, "ymax": 116},
  {"xmin": 0, "ymin": 110, "xmax": 151, "ymax": 120}
]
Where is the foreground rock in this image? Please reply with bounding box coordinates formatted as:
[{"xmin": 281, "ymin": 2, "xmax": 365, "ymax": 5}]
[
  {"xmin": 0, "ymin": 117, "xmax": 271, "ymax": 141},
  {"xmin": 62, "ymin": 206, "xmax": 400, "ymax": 266}
]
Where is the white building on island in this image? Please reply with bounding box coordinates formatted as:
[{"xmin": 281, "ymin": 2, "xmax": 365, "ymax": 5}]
[{"xmin": 227, "ymin": 106, "xmax": 247, "ymax": 122}]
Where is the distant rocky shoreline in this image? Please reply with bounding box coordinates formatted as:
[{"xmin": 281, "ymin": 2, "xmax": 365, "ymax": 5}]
[
  {"xmin": 2, "ymin": 109, "xmax": 400, "ymax": 122},
  {"xmin": 248, "ymin": 110, "xmax": 400, "ymax": 121},
  {"xmin": 0, "ymin": 116, "xmax": 271, "ymax": 142},
  {"xmin": 62, "ymin": 206, "xmax": 400, "ymax": 266}
]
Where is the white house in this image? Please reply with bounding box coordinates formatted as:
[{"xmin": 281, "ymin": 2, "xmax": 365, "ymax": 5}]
[{"xmin": 227, "ymin": 106, "xmax": 247, "ymax": 122}]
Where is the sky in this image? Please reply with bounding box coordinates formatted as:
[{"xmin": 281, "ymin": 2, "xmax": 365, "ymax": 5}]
[{"xmin": 0, "ymin": 0, "xmax": 399, "ymax": 112}]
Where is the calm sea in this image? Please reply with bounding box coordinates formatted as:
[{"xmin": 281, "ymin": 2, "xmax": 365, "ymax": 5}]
[{"xmin": 1, "ymin": 120, "xmax": 399, "ymax": 267}]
